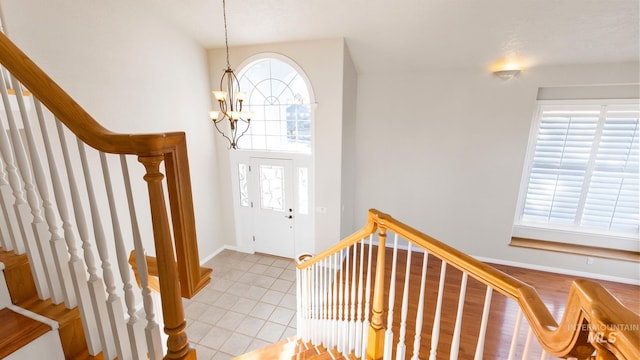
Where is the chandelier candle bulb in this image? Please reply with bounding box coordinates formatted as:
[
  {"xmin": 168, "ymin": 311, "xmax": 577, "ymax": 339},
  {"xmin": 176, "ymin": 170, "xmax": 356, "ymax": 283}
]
[
  {"xmin": 208, "ymin": 110, "xmax": 220, "ymax": 120},
  {"xmin": 212, "ymin": 91, "xmax": 227, "ymax": 101}
]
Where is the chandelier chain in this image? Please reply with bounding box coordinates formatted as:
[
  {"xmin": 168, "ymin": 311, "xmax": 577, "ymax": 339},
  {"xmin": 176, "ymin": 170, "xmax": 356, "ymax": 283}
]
[{"xmin": 222, "ymin": 0, "xmax": 230, "ymax": 68}]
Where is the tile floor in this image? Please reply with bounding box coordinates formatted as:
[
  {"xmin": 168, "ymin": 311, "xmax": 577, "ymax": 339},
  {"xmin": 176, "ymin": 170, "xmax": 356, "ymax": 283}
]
[{"xmin": 182, "ymin": 250, "xmax": 297, "ymax": 360}]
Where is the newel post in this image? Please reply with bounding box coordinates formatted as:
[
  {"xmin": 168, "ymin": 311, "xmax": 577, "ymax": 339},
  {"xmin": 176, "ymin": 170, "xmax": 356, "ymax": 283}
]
[
  {"xmin": 367, "ymin": 226, "xmax": 387, "ymax": 360},
  {"xmin": 139, "ymin": 155, "xmax": 195, "ymax": 360}
]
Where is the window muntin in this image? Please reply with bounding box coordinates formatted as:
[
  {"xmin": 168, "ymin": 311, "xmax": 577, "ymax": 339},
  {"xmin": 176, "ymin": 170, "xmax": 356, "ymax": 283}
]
[
  {"xmin": 513, "ymin": 100, "xmax": 639, "ymax": 250},
  {"xmin": 236, "ymin": 58, "xmax": 312, "ymax": 153}
]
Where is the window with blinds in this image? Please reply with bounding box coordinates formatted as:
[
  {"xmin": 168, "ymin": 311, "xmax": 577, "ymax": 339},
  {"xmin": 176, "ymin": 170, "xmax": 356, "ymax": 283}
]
[{"xmin": 513, "ymin": 100, "xmax": 639, "ymax": 251}]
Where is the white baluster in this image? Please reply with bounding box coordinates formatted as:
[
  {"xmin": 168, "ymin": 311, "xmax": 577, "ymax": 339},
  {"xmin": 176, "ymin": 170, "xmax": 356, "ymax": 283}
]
[
  {"xmin": 354, "ymin": 239, "xmax": 366, "ymax": 358},
  {"xmin": 296, "ymin": 259, "xmax": 303, "ymax": 342},
  {"xmin": 337, "ymin": 248, "xmax": 345, "ymax": 354},
  {"xmin": 348, "ymin": 243, "xmax": 357, "ymax": 353},
  {"xmin": 410, "ymin": 251, "xmax": 429, "ymax": 360},
  {"xmin": 474, "ymin": 286, "xmax": 493, "ymax": 360},
  {"xmin": 508, "ymin": 308, "xmax": 524, "ymax": 360},
  {"xmin": 77, "ymin": 140, "xmax": 117, "ymax": 359},
  {"xmin": 343, "ymin": 246, "xmax": 351, "ymax": 354},
  {"xmin": 383, "ymin": 234, "xmax": 399, "ymax": 360},
  {"xmin": 540, "ymin": 351, "xmax": 549, "ymax": 360},
  {"xmin": 361, "ymin": 234, "xmax": 374, "ymax": 358},
  {"xmin": 100, "ymin": 152, "xmax": 134, "ymax": 359},
  {"xmin": 449, "ymin": 272, "xmax": 469, "ymax": 360},
  {"xmin": 0, "ymin": 156, "xmax": 15, "ymax": 251},
  {"xmin": 395, "ymin": 242, "xmax": 413, "ymax": 360},
  {"xmin": 33, "ymin": 100, "xmax": 78, "ymax": 307},
  {"xmin": 55, "ymin": 120, "xmax": 101, "ymax": 354},
  {"xmin": 429, "ymin": 262, "xmax": 447, "ymax": 360},
  {"xmin": 522, "ymin": 326, "xmax": 534, "ymax": 360},
  {"xmin": 331, "ymin": 252, "xmax": 338, "ymax": 349},
  {"xmin": 13, "ymin": 80, "xmax": 65, "ymax": 304},
  {"xmin": 320, "ymin": 257, "xmax": 326, "ymax": 346},
  {"xmin": 121, "ymin": 155, "xmax": 162, "ymax": 359},
  {"xmin": 0, "ymin": 76, "xmax": 49, "ymax": 299}
]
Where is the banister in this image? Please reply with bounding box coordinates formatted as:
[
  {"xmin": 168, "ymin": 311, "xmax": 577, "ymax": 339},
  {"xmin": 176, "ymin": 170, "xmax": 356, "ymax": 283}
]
[
  {"xmin": 0, "ymin": 31, "xmax": 210, "ymax": 299},
  {"xmin": 0, "ymin": 30, "xmax": 210, "ymax": 359},
  {"xmin": 300, "ymin": 208, "xmax": 639, "ymax": 359},
  {"xmin": 0, "ymin": 32, "xmax": 184, "ymax": 156}
]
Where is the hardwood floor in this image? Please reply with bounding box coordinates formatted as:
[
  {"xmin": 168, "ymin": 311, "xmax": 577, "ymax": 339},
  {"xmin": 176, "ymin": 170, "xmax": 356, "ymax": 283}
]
[
  {"xmin": 336, "ymin": 246, "xmax": 639, "ymax": 359},
  {"xmin": 235, "ymin": 246, "xmax": 637, "ymax": 360}
]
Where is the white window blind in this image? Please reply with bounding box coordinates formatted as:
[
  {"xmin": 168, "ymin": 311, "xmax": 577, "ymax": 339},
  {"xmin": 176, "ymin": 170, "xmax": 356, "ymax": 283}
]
[{"xmin": 514, "ymin": 100, "xmax": 639, "ymax": 248}]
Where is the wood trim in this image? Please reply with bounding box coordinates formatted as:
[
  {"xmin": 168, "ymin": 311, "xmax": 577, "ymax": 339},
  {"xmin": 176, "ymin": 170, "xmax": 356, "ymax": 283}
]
[
  {"xmin": 0, "ymin": 308, "xmax": 51, "ymax": 358},
  {"xmin": 300, "ymin": 209, "xmax": 640, "ymax": 359},
  {"xmin": 510, "ymin": 236, "xmax": 640, "ymax": 262}
]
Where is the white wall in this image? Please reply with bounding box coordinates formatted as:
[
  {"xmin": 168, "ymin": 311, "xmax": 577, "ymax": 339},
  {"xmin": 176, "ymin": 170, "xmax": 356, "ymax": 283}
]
[
  {"xmin": 340, "ymin": 43, "xmax": 357, "ymax": 238},
  {"xmin": 354, "ymin": 62, "xmax": 640, "ymax": 282},
  {"xmin": 0, "ymin": 0, "xmax": 227, "ymax": 260},
  {"xmin": 208, "ymin": 38, "xmax": 346, "ymax": 254}
]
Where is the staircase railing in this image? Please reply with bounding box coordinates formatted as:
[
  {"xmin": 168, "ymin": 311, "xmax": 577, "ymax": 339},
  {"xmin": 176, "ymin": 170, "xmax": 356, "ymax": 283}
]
[
  {"xmin": 0, "ymin": 32, "xmax": 210, "ymax": 359},
  {"xmin": 296, "ymin": 209, "xmax": 639, "ymax": 360}
]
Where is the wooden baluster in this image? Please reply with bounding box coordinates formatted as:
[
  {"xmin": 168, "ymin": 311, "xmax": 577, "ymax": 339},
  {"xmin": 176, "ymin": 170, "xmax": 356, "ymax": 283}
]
[
  {"xmin": 449, "ymin": 272, "xmax": 468, "ymax": 359},
  {"xmin": 395, "ymin": 242, "xmax": 412, "ymax": 360},
  {"xmin": 382, "ymin": 234, "xmax": 399, "ymax": 360},
  {"xmin": 508, "ymin": 308, "xmax": 524, "ymax": 360},
  {"xmin": 124, "ymin": 156, "xmax": 161, "ymax": 360},
  {"xmin": 428, "ymin": 262, "xmax": 447, "ymax": 360},
  {"xmin": 410, "ymin": 251, "xmax": 429, "ymax": 360},
  {"xmin": 474, "ymin": 286, "xmax": 493, "ymax": 360},
  {"xmin": 56, "ymin": 120, "xmax": 101, "ymax": 353},
  {"xmin": 77, "ymin": 141, "xmax": 117, "ymax": 358},
  {"xmin": 0, "ymin": 75, "xmax": 49, "ymax": 299},
  {"xmin": 367, "ymin": 227, "xmax": 387, "ymax": 360},
  {"xmin": 13, "ymin": 78, "xmax": 65, "ymax": 305},
  {"xmin": 355, "ymin": 239, "xmax": 366, "ymax": 358},
  {"xmin": 295, "ymin": 257, "xmax": 303, "ymax": 343},
  {"xmin": 33, "ymin": 99, "xmax": 77, "ymax": 308},
  {"xmin": 100, "ymin": 152, "xmax": 134, "ymax": 359},
  {"xmin": 138, "ymin": 155, "xmax": 194, "ymax": 360},
  {"xmin": 361, "ymin": 234, "xmax": 373, "ymax": 358}
]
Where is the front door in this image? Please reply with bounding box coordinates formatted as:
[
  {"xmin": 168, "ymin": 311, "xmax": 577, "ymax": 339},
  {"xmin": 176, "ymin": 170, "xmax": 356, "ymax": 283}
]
[{"xmin": 249, "ymin": 157, "xmax": 295, "ymax": 258}]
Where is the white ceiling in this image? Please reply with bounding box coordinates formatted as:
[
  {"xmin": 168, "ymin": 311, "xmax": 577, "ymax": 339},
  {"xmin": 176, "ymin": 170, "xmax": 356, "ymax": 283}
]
[{"xmin": 141, "ymin": 0, "xmax": 639, "ymax": 73}]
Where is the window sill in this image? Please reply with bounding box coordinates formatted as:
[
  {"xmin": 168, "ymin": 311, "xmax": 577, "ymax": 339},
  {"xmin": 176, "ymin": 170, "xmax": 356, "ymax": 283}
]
[{"xmin": 510, "ymin": 237, "xmax": 640, "ymax": 263}]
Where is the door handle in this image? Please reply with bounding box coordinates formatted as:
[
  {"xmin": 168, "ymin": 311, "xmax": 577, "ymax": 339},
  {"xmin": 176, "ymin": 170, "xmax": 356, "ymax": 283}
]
[{"xmin": 285, "ymin": 215, "xmax": 293, "ymax": 219}]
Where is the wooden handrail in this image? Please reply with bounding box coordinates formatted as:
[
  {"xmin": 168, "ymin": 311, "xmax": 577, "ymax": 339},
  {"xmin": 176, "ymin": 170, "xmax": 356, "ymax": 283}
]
[
  {"xmin": 0, "ymin": 31, "xmax": 210, "ymax": 359},
  {"xmin": 0, "ymin": 31, "xmax": 211, "ymax": 298},
  {"xmin": 299, "ymin": 209, "xmax": 640, "ymax": 359}
]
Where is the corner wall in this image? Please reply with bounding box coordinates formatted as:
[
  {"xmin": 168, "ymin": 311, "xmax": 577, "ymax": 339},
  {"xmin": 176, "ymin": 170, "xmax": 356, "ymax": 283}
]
[
  {"xmin": 207, "ymin": 38, "xmax": 347, "ymax": 254},
  {"xmin": 354, "ymin": 62, "xmax": 640, "ymax": 282},
  {"xmin": 0, "ymin": 0, "xmax": 227, "ymax": 260}
]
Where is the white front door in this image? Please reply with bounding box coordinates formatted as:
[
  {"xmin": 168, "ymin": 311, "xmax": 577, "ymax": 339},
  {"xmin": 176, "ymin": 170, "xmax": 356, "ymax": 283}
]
[{"xmin": 249, "ymin": 157, "xmax": 296, "ymax": 258}]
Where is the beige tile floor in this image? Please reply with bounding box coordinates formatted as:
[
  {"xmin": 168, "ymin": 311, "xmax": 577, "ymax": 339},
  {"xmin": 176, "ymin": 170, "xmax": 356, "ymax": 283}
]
[{"xmin": 182, "ymin": 250, "xmax": 297, "ymax": 360}]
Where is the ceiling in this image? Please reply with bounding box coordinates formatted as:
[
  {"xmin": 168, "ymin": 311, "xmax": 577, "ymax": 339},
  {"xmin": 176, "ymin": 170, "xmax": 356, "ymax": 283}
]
[{"xmin": 141, "ymin": 0, "xmax": 639, "ymax": 73}]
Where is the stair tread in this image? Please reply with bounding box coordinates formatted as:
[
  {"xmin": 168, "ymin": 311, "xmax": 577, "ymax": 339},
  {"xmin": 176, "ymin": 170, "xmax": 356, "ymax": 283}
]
[
  {"xmin": 17, "ymin": 297, "xmax": 80, "ymax": 327},
  {"xmin": 0, "ymin": 307, "xmax": 52, "ymax": 359}
]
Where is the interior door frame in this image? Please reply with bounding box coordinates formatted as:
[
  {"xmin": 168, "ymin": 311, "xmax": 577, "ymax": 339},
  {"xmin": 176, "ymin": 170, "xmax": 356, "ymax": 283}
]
[{"xmin": 229, "ymin": 150, "xmax": 314, "ymax": 257}]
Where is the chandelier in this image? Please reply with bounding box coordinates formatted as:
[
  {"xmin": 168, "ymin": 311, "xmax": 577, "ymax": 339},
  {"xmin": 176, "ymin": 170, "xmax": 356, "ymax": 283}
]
[{"xmin": 208, "ymin": 0, "xmax": 251, "ymax": 149}]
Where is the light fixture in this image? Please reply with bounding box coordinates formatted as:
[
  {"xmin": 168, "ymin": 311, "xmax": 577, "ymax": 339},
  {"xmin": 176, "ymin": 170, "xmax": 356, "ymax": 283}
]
[
  {"xmin": 208, "ymin": 0, "xmax": 251, "ymax": 149},
  {"xmin": 493, "ymin": 69, "xmax": 521, "ymax": 81}
]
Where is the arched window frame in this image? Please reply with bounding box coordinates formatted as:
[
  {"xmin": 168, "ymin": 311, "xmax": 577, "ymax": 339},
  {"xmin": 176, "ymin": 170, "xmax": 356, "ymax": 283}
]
[{"xmin": 235, "ymin": 53, "xmax": 316, "ymax": 153}]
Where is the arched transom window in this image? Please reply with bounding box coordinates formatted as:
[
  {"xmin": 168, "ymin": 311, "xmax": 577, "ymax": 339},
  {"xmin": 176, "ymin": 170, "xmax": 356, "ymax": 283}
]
[{"xmin": 236, "ymin": 57, "xmax": 312, "ymax": 153}]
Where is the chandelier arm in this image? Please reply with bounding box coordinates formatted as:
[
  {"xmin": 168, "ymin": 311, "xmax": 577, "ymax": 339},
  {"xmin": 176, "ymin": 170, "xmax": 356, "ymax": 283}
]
[
  {"xmin": 212, "ymin": 118, "xmax": 235, "ymax": 149},
  {"xmin": 234, "ymin": 119, "xmax": 251, "ymax": 145}
]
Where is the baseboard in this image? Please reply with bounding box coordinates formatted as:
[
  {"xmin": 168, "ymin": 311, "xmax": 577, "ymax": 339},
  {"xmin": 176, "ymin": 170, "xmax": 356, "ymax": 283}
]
[
  {"xmin": 472, "ymin": 255, "xmax": 640, "ymax": 285},
  {"xmin": 200, "ymin": 244, "xmax": 240, "ymax": 265}
]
